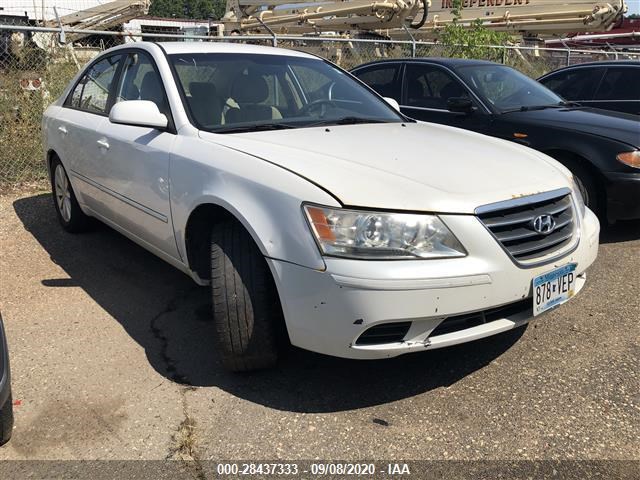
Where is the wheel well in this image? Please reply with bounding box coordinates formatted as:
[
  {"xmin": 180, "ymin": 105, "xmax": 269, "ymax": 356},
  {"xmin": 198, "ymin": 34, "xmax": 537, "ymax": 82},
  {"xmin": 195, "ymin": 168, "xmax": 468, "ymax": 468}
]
[
  {"xmin": 543, "ymin": 149, "xmax": 600, "ymax": 180},
  {"xmin": 46, "ymin": 150, "xmax": 59, "ymax": 173},
  {"xmin": 544, "ymin": 149, "xmax": 605, "ymax": 192},
  {"xmin": 184, "ymin": 204, "xmax": 240, "ymax": 280}
]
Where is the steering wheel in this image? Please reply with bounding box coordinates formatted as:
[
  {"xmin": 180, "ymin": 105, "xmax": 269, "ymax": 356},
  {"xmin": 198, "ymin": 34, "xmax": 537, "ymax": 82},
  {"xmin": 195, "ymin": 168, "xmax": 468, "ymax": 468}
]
[{"xmin": 298, "ymin": 98, "xmax": 335, "ymax": 117}]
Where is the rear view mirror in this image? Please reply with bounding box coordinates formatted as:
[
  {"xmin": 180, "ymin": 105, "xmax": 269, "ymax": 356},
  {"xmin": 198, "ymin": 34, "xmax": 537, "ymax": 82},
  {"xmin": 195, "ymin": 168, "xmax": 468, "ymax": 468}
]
[
  {"xmin": 447, "ymin": 97, "xmax": 474, "ymax": 114},
  {"xmin": 109, "ymin": 100, "xmax": 168, "ymax": 129},
  {"xmin": 383, "ymin": 97, "xmax": 401, "ymax": 112}
]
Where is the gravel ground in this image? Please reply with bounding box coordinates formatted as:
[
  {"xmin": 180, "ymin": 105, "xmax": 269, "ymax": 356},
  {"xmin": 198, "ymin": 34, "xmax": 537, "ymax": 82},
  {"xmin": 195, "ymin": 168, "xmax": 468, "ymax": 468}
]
[{"xmin": 0, "ymin": 190, "xmax": 638, "ymax": 478}]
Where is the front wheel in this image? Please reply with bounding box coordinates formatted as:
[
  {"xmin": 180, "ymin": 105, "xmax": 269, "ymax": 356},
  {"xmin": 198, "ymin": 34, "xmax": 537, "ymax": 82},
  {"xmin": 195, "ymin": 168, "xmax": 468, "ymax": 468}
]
[
  {"xmin": 553, "ymin": 155, "xmax": 603, "ymax": 219},
  {"xmin": 50, "ymin": 157, "xmax": 91, "ymax": 233},
  {"xmin": 210, "ymin": 221, "xmax": 283, "ymax": 372},
  {"xmin": 0, "ymin": 392, "xmax": 13, "ymax": 446}
]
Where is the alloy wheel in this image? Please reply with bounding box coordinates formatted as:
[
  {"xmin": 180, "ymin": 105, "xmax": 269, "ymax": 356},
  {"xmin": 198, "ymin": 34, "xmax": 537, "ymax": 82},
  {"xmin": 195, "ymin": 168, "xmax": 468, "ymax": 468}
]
[{"xmin": 54, "ymin": 164, "xmax": 72, "ymax": 222}]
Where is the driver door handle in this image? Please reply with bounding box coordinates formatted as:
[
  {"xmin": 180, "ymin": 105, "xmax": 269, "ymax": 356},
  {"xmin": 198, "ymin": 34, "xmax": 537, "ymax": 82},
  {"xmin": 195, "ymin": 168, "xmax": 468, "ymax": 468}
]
[
  {"xmin": 96, "ymin": 139, "xmax": 110, "ymax": 150},
  {"xmin": 58, "ymin": 125, "xmax": 68, "ymax": 135}
]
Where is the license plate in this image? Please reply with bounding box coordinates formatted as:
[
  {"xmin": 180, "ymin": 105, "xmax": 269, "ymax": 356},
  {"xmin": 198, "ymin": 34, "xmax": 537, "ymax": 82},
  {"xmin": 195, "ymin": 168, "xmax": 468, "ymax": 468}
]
[{"xmin": 533, "ymin": 263, "xmax": 577, "ymax": 316}]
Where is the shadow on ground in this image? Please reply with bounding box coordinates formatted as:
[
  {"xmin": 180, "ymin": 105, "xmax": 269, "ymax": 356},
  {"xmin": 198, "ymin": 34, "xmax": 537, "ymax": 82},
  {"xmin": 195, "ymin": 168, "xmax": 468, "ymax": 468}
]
[{"xmin": 14, "ymin": 193, "xmax": 534, "ymax": 413}]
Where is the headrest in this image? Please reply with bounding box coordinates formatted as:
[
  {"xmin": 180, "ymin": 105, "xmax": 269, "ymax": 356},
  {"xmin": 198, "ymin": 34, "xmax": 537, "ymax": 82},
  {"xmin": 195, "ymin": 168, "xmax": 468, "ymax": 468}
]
[
  {"xmin": 189, "ymin": 81, "xmax": 218, "ymax": 101},
  {"xmin": 140, "ymin": 71, "xmax": 163, "ymax": 106},
  {"xmin": 230, "ymin": 73, "xmax": 269, "ymax": 104}
]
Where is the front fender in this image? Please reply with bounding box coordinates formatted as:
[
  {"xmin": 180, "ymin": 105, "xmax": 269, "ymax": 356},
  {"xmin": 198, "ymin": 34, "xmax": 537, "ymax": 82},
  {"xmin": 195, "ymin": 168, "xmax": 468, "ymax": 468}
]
[
  {"xmin": 169, "ymin": 136, "xmax": 338, "ymax": 271},
  {"xmin": 532, "ymin": 129, "xmax": 632, "ymax": 175}
]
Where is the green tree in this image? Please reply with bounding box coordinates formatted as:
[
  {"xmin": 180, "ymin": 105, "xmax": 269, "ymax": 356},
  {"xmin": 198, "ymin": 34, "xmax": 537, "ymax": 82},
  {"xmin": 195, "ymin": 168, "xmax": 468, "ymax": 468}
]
[
  {"xmin": 436, "ymin": 0, "xmax": 511, "ymax": 62},
  {"xmin": 149, "ymin": 0, "xmax": 227, "ymax": 20}
]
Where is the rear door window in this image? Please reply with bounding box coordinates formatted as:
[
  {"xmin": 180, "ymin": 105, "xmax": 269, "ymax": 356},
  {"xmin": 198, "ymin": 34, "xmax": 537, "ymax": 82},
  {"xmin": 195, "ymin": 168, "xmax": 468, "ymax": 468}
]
[{"xmin": 67, "ymin": 54, "xmax": 123, "ymax": 114}]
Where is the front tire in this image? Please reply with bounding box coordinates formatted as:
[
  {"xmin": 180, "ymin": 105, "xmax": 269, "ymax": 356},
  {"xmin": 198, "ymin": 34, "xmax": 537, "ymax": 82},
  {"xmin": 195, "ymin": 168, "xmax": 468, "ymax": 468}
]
[
  {"xmin": 553, "ymin": 155, "xmax": 603, "ymax": 219},
  {"xmin": 50, "ymin": 157, "xmax": 91, "ymax": 233},
  {"xmin": 0, "ymin": 392, "xmax": 13, "ymax": 446},
  {"xmin": 210, "ymin": 221, "xmax": 282, "ymax": 372}
]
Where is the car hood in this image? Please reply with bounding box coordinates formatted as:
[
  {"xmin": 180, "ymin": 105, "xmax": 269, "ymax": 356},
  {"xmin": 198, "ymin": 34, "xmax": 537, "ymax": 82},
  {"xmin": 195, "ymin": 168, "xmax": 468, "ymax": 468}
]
[
  {"xmin": 199, "ymin": 122, "xmax": 570, "ymax": 213},
  {"xmin": 503, "ymin": 107, "xmax": 640, "ymax": 147}
]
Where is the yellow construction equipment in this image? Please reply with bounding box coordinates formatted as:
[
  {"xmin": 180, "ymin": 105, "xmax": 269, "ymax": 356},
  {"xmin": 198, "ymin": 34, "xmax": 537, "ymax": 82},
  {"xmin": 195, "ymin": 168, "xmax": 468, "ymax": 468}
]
[{"xmin": 222, "ymin": 0, "xmax": 627, "ymax": 37}]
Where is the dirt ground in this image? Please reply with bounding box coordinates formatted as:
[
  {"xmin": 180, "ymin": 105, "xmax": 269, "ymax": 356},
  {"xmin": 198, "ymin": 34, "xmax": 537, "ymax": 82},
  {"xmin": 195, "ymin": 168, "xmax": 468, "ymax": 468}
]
[{"xmin": 0, "ymin": 190, "xmax": 638, "ymax": 478}]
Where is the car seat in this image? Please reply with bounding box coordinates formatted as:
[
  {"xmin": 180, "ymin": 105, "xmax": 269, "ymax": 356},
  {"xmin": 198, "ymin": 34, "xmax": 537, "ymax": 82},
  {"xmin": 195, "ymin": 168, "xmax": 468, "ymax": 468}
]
[
  {"xmin": 189, "ymin": 82, "xmax": 223, "ymax": 127},
  {"xmin": 226, "ymin": 72, "xmax": 282, "ymax": 124}
]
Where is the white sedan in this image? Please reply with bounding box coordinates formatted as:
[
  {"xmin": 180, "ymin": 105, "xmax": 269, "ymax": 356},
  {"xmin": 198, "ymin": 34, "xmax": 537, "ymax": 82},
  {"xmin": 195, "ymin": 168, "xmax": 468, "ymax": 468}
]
[{"xmin": 42, "ymin": 42, "xmax": 600, "ymax": 371}]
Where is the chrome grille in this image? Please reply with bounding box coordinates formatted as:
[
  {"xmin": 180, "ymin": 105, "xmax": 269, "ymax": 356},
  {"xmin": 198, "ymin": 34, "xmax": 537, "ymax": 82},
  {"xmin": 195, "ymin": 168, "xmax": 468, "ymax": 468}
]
[{"xmin": 477, "ymin": 190, "xmax": 576, "ymax": 264}]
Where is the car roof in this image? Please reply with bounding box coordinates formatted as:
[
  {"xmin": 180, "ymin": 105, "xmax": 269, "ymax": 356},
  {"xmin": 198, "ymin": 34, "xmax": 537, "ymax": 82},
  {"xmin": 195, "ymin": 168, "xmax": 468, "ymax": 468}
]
[
  {"xmin": 157, "ymin": 41, "xmax": 318, "ymax": 59},
  {"xmin": 554, "ymin": 60, "xmax": 640, "ymax": 68},
  {"xmin": 538, "ymin": 59, "xmax": 640, "ymax": 79},
  {"xmin": 353, "ymin": 57, "xmax": 499, "ymax": 70}
]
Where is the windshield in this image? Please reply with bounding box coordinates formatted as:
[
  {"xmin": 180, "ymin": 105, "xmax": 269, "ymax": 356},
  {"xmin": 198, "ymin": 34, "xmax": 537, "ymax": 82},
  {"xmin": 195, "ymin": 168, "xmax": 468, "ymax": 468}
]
[
  {"xmin": 455, "ymin": 64, "xmax": 564, "ymax": 113},
  {"xmin": 169, "ymin": 53, "xmax": 404, "ymax": 132}
]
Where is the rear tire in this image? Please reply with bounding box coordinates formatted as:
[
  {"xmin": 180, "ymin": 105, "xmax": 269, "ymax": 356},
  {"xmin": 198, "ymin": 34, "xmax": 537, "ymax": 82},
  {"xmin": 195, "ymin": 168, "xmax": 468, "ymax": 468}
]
[
  {"xmin": 50, "ymin": 157, "xmax": 92, "ymax": 233},
  {"xmin": 0, "ymin": 392, "xmax": 13, "ymax": 446},
  {"xmin": 210, "ymin": 221, "xmax": 282, "ymax": 372}
]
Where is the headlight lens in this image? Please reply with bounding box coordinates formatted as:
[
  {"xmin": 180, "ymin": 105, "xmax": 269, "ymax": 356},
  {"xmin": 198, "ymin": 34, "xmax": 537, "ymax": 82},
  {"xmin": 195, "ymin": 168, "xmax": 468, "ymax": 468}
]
[
  {"xmin": 570, "ymin": 176, "xmax": 586, "ymax": 219},
  {"xmin": 304, "ymin": 205, "xmax": 466, "ymax": 259},
  {"xmin": 617, "ymin": 151, "xmax": 640, "ymax": 169}
]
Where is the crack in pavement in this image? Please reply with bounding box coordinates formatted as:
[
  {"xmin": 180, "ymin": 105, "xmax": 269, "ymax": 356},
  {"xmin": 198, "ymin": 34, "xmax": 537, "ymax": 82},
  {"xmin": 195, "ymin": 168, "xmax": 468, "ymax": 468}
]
[
  {"xmin": 167, "ymin": 387, "xmax": 207, "ymax": 480},
  {"xmin": 148, "ymin": 287, "xmax": 208, "ymax": 478},
  {"xmin": 149, "ymin": 287, "xmax": 202, "ymax": 384}
]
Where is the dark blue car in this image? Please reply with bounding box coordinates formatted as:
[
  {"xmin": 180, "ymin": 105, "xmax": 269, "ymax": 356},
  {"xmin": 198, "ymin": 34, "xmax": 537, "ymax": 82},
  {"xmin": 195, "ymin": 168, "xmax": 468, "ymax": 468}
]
[
  {"xmin": 0, "ymin": 312, "xmax": 13, "ymax": 445},
  {"xmin": 351, "ymin": 58, "xmax": 640, "ymax": 223},
  {"xmin": 538, "ymin": 61, "xmax": 640, "ymax": 116}
]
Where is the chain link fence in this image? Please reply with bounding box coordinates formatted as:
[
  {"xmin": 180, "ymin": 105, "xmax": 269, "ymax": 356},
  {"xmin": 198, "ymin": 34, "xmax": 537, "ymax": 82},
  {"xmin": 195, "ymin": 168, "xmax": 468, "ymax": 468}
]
[{"xmin": 2, "ymin": 23, "xmax": 639, "ymax": 187}]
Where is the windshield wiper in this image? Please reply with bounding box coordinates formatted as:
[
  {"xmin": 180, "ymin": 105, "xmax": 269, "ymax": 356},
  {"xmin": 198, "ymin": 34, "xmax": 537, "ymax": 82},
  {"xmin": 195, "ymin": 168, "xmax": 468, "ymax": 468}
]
[
  {"xmin": 213, "ymin": 123, "xmax": 296, "ymax": 134},
  {"xmin": 503, "ymin": 101, "xmax": 584, "ymax": 113},
  {"xmin": 305, "ymin": 116, "xmax": 389, "ymax": 128},
  {"xmin": 213, "ymin": 117, "xmax": 389, "ymax": 133},
  {"xmin": 503, "ymin": 104, "xmax": 566, "ymax": 113}
]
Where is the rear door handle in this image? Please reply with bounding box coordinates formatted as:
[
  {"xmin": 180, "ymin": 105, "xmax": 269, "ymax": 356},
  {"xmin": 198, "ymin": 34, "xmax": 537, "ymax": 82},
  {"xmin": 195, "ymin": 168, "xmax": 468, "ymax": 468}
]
[
  {"xmin": 96, "ymin": 139, "xmax": 110, "ymax": 150},
  {"xmin": 58, "ymin": 125, "xmax": 68, "ymax": 135}
]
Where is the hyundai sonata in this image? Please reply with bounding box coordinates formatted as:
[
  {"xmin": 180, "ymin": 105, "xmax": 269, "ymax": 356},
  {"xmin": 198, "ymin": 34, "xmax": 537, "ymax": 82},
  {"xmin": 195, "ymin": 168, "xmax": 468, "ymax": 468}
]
[{"xmin": 42, "ymin": 43, "xmax": 600, "ymax": 371}]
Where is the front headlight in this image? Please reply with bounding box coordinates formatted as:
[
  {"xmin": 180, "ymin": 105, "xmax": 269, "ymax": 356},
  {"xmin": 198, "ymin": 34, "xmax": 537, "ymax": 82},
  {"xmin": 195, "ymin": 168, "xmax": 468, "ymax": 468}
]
[
  {"xmin": 304, "ymin": 205, "xmax": 466, "ymax": 260},
  {"xmin": 570, "ymin": 176, "xmax": 587, "ymax": 219},
  {"xmin": 617, "ymin": 151, "xmax": 640, "ymax": 169}
]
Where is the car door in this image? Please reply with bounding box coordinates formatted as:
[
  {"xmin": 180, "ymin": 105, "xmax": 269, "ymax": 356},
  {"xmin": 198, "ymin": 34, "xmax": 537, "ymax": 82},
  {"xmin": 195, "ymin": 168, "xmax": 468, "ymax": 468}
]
[
  {"xmin": 400, "ymin": 63, "xmax": 489, "ymax": 133},
  {"xmin": 539, "ymin": 67, "xmax": 605, "ymax": 107},
  {"xmin": 94, "ymin": 50, "xmax": 180, "ymax": 259},
  {"xmin": 54, "ymin": 54, "xmax": 124, "ymax": 211},
  {"xmin": 592, "ymin": 66, "xmax": 640, "ymax": 115}
]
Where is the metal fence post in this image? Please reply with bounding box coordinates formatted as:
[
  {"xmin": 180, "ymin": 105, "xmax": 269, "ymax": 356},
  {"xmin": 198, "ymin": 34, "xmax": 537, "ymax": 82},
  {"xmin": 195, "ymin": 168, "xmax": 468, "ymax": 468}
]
[
  {"xmin": 402, "ymin": 25, "xmax": 417, "ymax": 57},
  {"xmin": 566, "ymin": 47, "xmax": 571, "ymax": 66},
  {"xmin": 257, "ymin": 18, "xmax": 277, "ymax": 47},
  {"xmin": 53, "ymin": 6, "xmax": 66, "ymax": 44},
  {"xmin": 502, "ymin": 46, "xmax": 507, "ymax": 64}
]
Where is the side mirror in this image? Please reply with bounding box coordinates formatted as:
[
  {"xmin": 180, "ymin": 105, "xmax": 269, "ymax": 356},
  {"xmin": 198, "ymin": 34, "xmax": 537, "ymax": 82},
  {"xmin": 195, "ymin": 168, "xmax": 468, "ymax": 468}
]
[
  {"xmin": 109, "ymin": 100, "xmax": 168, "ymax": 129},
  {"xmin": 383, "ymin": 97, "xmax": 401, "ymax": 112},
  {"xmin": 447, "ymin": 97, "xmax": 474, "ymax": 114}
]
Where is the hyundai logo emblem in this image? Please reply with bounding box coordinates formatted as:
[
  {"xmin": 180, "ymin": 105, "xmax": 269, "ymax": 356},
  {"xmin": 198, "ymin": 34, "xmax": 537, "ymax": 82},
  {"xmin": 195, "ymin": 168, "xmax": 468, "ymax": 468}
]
[{"xmin": 532, "ymin": 214, "xmax": 556, "ymax": 235}]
